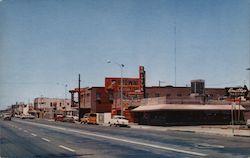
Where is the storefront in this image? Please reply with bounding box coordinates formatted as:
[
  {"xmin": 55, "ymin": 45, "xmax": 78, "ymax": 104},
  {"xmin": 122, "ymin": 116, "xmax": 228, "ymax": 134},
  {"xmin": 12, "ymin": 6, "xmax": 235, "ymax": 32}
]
[{"xmin": 133, "ymin": 104, "xmax": 246, "ymax": 126}]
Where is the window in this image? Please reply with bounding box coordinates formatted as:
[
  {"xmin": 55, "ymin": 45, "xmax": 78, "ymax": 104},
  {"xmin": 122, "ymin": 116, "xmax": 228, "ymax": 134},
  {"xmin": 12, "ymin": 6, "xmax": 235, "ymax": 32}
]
[
  {"xmin": 177, "ymin": 94, "xmax": 182, "ymax": 97},
  {"xmin": 50, "ymin": 102, "xmax": 53, "ymax": 107},
  {"xmin": 166, "ymin": 94, "xmax": 171, "ymax": 97},
  {"xmin": 96, "ymin": 93, "xmax": 101, "ymax": 100},
  {"xmin": 155, "ymin": 93, "xmax": 160, "ymax": 97}
]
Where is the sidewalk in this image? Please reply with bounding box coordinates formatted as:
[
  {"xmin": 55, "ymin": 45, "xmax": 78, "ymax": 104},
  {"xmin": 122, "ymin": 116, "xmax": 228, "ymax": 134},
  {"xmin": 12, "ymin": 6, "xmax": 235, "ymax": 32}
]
[
  {"xmin": 42, "ymin": 118, "xmax": 250, "ymax": 137},
  {"xmin": 129, "ymin": 124, "xmax": 250, "ymax": 137}
]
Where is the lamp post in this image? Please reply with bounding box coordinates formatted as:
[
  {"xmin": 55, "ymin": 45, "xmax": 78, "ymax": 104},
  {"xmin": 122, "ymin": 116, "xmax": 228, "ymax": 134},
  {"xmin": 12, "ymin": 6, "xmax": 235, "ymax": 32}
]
[{"xmin": 107, "ymin": 60, "xmax": 125, "ymax": 116}]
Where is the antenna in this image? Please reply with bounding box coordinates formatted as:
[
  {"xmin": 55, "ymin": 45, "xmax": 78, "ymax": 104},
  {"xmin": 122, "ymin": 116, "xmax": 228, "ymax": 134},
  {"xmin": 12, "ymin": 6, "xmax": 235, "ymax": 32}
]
[{"xmin": 174, "ymin": 1, "xmax": 177, "ymax": 87}]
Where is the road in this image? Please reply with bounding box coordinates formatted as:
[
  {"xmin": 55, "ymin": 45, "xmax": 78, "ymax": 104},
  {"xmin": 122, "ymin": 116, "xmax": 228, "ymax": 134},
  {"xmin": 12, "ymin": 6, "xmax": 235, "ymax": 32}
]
[{"xmin": 1, "ymin": 119, "xmax": 250, "ymax": 158}]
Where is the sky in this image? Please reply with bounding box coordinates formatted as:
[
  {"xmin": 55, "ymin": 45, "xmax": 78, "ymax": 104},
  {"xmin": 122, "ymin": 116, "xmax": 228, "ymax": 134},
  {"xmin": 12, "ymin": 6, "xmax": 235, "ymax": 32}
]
[{"xmin": 0, "ymin": 0, "xmax": 249, "ymax": 109}]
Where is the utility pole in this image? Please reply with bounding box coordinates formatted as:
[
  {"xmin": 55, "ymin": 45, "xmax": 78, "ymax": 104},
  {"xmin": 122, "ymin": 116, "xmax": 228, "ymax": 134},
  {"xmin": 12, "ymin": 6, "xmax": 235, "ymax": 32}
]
[{"xmin": 78, "ymin": 74, "xmax": 81, "ymax": 122}]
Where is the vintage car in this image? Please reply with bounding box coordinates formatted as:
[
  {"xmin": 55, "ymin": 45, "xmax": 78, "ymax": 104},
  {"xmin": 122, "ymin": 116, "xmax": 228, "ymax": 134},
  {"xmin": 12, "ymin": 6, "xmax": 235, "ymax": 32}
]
[
  {"xmin": 80, "ymin": 113, "xmax": 97, "ymax": 124},
  {"xmin": 3, "ymin": 113, "xmax": 11, "ymax": 121},
  {"xmin": 108, "ymin": 115, "xmax": 129, "ymax": 127},
  {"xmin": 55, "ymin": 114, "xmax": 74, "ymax": 123}
]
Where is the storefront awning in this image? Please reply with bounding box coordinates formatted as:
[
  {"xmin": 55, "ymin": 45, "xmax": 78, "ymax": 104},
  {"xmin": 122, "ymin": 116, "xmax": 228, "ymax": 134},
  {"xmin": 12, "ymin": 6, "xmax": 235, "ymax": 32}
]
[{"xmin": 132, "ymin": 104, "xmax": 246, "ymax": 112}]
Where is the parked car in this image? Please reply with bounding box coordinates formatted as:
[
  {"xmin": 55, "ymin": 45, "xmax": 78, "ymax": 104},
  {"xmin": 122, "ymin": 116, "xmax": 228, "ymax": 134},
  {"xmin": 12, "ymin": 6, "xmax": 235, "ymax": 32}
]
[
  {"xmin": 20, "ymin": 114, "xmax": 35, "ymax": 119},
  {"xmin": 55, "ymin": 114, "xmax": 74, "ymax": 123},
  {"xmin": 80, "ymin": 113, "xmax": 97, "ymax": 124},
  {"xmin": 63, "ymin": 116, "xmax": 75, "ymax": 123},
  {"xmin": 3, "ymin": 113, "xmax": 11, "ymax": 121},
  {"xmin": 108, "ymin": 115, "xmax": 129, "ymax": 127},
  {"xmin": 55, "ymin": 114, "xmax": 64, "ymax": 122},
  {"xmin": 247, "ymin": 119, "xmax": 250, "ymax": 128}
]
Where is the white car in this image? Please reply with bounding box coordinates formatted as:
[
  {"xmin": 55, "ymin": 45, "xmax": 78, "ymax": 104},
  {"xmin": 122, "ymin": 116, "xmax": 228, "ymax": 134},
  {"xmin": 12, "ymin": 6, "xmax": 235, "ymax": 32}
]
[
  {"xmin": 20, "ymin": 114, "xmax": 35, "ymax": 119},
  {"xmin": 247, "ymin": 119, "xmax": 250, "ymax": 128},
  {"xmin": 108, "ymin": 115, "xmax": 129, "ymax": 127}
]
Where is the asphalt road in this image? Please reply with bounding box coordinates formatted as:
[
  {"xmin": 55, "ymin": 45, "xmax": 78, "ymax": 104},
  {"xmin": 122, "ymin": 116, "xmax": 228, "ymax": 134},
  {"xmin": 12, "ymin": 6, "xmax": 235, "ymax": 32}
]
[{"xmin": 1, "ymin": 119, "xmax": 250, "ymax": 158}]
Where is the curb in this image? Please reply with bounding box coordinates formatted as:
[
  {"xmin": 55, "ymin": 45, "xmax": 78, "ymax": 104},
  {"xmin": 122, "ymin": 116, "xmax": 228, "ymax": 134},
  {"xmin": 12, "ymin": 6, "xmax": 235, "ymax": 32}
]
[{"xmin": 129, "ymin": 125, "xmax": 250, "ymax": 137}]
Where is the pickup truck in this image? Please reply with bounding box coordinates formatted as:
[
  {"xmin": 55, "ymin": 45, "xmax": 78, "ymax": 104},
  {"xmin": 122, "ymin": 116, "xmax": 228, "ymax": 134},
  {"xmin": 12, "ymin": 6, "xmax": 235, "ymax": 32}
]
[{"xmin": 108, "ymin": 115, "xmax": 129, "ymax": 127}]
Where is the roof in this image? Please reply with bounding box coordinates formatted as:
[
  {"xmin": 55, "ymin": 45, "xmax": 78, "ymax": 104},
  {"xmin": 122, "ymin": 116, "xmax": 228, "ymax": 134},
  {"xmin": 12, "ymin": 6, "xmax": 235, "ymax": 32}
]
[{"xmin": 132, "ymin": 104, "xmax": 246, "ymax": 112}]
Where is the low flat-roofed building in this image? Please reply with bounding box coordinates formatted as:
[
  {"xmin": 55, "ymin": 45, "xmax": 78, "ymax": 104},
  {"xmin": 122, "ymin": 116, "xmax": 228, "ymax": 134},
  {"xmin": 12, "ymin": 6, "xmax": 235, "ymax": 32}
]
[{"xmin": 132, "ymin": 103, "xmax": 245, "ymax": 126}]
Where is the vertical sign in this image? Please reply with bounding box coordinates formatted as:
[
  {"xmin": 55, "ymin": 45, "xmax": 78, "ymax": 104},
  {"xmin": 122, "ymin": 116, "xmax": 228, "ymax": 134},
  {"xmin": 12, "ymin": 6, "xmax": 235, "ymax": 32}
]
[{"xmin": 139, "ymin": 66, "xmax": 146, "ymax": 97}]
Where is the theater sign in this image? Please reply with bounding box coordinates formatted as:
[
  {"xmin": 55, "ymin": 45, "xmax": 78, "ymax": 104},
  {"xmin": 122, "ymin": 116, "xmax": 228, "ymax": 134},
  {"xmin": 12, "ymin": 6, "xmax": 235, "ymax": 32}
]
[{"xmin": 105, "ymin": 66, "xmax": 145, "ymax": 98}]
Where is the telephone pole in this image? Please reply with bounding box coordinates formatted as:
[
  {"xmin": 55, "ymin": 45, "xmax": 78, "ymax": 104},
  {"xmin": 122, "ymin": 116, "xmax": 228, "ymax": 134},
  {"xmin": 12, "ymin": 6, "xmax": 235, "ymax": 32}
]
[{"xmin": 78, "ymin": 74, "xmax": 81, "ymax": 122}]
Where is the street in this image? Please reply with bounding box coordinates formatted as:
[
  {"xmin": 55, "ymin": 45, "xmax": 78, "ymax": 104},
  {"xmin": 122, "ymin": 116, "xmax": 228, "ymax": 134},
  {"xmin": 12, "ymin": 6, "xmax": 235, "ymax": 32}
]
[{"xmin": 1, "ymin": 119, "xmax": 250, "ymax": 158}]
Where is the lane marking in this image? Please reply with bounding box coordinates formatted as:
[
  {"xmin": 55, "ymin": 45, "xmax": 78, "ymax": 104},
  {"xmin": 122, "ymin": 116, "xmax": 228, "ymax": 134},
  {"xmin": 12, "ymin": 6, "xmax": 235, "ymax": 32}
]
[
  {"xmin": 195, "ymin": 143, "xmax": 224, "ymax": 149},
  {"xmin": 15, "ymin": 120, "xmax": 208, "ymax": 157},
  {"xmin": 24, "ymin": 130, "xmax": 28, "ymax": 133},
  {"xmin": 31, "ymin": 133, "xmax": 37, "ymax": 137},
  {"xmin": 59, "ymin": 145, "xmax": 75, "ymax": 152},
  {"xmin": 18, "ymin": 128, "xmax": 22, "ymax": 130},
  {"xmin": 42, "ymin": 138, "xmax": 51, "ymax": 142}
]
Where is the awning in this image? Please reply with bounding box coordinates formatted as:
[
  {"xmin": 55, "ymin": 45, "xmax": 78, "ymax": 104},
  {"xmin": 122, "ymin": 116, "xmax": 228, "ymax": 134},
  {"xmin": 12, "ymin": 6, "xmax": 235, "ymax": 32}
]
[{"xmin": 132, "ymin": 104, "xmax": 246, "ymax": 112}]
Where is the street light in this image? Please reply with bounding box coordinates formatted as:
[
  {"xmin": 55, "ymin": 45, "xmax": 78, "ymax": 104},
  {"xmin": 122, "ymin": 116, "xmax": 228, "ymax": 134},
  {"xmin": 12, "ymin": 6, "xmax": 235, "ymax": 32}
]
[{"xmin": 107, "ymin": 60, "xmax": 125, "ymax": 116}]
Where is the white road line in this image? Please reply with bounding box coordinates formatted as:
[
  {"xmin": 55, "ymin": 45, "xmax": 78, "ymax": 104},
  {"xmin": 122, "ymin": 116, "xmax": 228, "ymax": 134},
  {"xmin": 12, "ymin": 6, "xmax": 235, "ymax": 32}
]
[
  {"xmin": 41, "ymin": 138, "xmax": 51, "ymax": 142},
  {"xmin": 195, "ymin": 143, "xmax": 224, "ymax": 149},
  {"xmin": 24, "ymin": 130, "xmax": 28, "ymax": 133},
  {"xmin": 59, "ymin": 145, "xmax": 75, "ymax": 152},
  {"xmin": 31, "ymin": 133, "xmax": 37, "ymax": 137},
  {"xmin": 15, "ymin": 120, "xmax": 208, "ymax": 157},
  {"xmin": 18, "ymin": 128, "xmax": 22, "ymax": 130}
]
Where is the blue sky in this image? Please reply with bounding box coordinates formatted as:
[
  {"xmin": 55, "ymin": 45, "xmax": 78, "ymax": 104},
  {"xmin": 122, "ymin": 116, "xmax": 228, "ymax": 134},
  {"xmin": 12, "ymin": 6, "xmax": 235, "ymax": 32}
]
[{"xmin": 0, "ymin": 0, "xmax": 249, "ymax": 109}]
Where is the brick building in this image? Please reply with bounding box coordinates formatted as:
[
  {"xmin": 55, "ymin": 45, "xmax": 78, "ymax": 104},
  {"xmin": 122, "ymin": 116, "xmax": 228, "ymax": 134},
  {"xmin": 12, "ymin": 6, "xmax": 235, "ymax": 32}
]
[
  {"xmin": 69, "ymin": 87, "xmax": 112, "ymax": 118},
  {"xmin": 145, "ymin": 86, "xmax": 226, "ymax": 100}
]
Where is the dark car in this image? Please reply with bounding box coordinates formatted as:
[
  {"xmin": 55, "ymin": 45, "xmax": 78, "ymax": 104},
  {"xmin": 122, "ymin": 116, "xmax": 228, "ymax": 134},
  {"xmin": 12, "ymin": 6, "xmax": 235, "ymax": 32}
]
[
  {"xmin": 55, "ymin": 114, "xmax": 64, "ymax": 122},
  {"xmin": 55, "ymin": 115, "xmax": 74, "ymax": 123}
]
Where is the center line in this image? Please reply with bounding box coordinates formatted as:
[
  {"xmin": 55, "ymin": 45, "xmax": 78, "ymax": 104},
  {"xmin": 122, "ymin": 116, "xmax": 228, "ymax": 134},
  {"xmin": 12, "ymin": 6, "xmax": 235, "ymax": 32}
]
[
  {"xmin": 59, "ymin": 145, "xmax": 75, "ymax": 152},
  {"xmin": 31, "ymin": 133, "xmax": 37, "ymax": 137},
  {"xmin": 42, "ymin": 138, "xmax": 51, "ymax": 142}
]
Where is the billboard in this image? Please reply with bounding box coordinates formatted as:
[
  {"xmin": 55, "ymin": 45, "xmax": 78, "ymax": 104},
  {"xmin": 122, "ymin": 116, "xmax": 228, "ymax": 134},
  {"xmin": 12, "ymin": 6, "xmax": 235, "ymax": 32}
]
[{"xmin": 105, "ymin": 66, "xmax": 145, "ymax": 98}]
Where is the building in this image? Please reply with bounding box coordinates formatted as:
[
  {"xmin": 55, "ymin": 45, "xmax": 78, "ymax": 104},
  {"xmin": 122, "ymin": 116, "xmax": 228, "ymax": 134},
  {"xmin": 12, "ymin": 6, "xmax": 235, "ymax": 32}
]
[
  {"xmin": 131, "ymin": 96, "xmax": 247, "ymax": 125},
  {"xmin": 69, "ymin": 66, "xmax": 146, "ymax": 119},
  {"xmin": 11, "ymin": 102, "xmax": 26, "ymax": 115},
  {"xmin": 34, "ymin": 97, "xmax": 72, "ymax": 119},
  {"xmin": 69, "ymin": 87, "xmax": 112, "ymax": 118},
  {"xmin": 191, "ymin": 79, "xmax": 205, "ymax": 96},
  {"xmin": 145, "ymin": 86, "xmax": 226, "ymax": 101}
]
